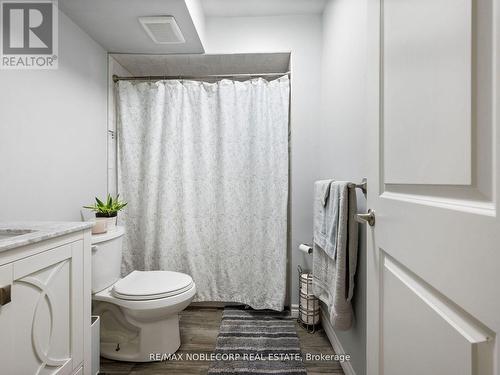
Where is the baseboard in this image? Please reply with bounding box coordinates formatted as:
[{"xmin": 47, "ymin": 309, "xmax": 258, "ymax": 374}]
[
  {"xmin": 191, "ymin": 302, "xmax": 299, "ymax": 321},
  {"xmin": 190, "ymin": 302, "xmax": 242, "ymax": 308},
  {"xmin": 320, "ymin": 307, "xmax": 357, "ymax": 375}
]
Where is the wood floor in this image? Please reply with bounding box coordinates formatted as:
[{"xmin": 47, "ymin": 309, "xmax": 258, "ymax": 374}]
[{"xmin": 100, "ymin": 307, "xmax": 345, "ymax": 375}]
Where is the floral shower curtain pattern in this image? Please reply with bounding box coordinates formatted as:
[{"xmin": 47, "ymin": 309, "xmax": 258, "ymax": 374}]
[{"xmin": 116, "ymin": 76, "xmax": 290, "ymax": 310}]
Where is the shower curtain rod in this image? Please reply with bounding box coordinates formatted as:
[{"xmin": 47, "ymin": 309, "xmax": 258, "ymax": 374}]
[{"xmin": 112, "ymin": 72, "xmax": 290, "ymax": 83}]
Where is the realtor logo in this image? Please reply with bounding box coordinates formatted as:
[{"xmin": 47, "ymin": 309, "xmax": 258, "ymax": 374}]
[{"xmin": 1, "ymin": 0, "xmax": 58, "ymax": 69}]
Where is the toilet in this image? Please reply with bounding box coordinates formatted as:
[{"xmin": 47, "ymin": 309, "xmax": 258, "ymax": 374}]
[{"xmin": 91, "ymin": 226, "xmax": 196, "ymax": 362}]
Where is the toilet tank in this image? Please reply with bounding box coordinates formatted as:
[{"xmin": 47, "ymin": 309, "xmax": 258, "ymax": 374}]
[{"xmin": 91, "ymin": 226, "xmax": 125, "ymax": 293}]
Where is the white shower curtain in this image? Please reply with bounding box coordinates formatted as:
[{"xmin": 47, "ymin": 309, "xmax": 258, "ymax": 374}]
[{"xmin": 116, "ymin": 76, "xmax": 290, "ymax": 310}]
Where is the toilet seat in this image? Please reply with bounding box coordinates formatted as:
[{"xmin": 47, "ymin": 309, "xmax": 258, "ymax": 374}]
[
  {"xmin": 112, "ymin": 270, "xmax": 194, "ymax": 301},
  {"xmin": 93, "ymin": 281, "xmax": 196, "ymax": 311}
]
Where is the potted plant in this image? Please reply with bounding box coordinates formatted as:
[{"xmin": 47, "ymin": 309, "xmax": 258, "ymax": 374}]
[{"xmin": 84, "ymin": 194, "xmax": 127, "ymax": 232}]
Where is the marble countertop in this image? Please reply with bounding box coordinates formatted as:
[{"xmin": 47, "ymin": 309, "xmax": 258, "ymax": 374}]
[{"xmin": 0, "ymin": 221, "xmax": 94, "ymax": 252}]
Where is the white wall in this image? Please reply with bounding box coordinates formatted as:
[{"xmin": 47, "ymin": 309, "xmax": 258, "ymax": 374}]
[
  {"xmin": 319, "ymin": 1, "xmax": 368, "ymax": 374},
  {"xmin": 204, "ymin": 14, "xmax": 323, "ymax": 306},
  {"xmin": 185, "ymin": 0, "xmax": 207, "ymax": 48},
  {"xmin": 0, "ymin": 11, "xmax": 108, "ymax": 221}
]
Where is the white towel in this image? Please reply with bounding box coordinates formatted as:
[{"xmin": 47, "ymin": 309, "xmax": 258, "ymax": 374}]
[{"xmin": 312, "ymin": 181, "xmax": 358, "ymax": 330}]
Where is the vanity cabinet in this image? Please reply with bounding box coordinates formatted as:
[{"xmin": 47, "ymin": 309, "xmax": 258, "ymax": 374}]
[{"xmin": 0, "ymin": 226, "xmax": 92, "ymax": 375}]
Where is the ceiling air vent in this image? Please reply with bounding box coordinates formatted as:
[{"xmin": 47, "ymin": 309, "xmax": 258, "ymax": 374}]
[{"xmin": 138, "ymin": 16, "xmax": 185, "ymax": 44}]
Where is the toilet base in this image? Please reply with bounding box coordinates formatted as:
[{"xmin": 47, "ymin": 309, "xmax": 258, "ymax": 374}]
[{"xmin": 95, "ymin": 301, "xmax": 182, "ymax": 362}]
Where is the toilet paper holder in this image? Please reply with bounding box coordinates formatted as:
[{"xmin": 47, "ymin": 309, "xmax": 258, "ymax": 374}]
[
  {"xmin": 297, "ymin": 265, "xmax": 320, "ymax": 333},
  {"xmin": 298, "ymin": 243, "xmax": 313, "ymax": 254}
]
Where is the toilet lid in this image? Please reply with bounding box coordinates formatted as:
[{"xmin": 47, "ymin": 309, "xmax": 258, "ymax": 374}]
[{"xmin": 112, "ymin": 270, "xmax": 194, "ymax": 300}]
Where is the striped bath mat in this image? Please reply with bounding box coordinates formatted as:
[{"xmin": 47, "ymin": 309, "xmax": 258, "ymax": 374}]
[{"xmin": 208, "ymin": 308, "xmax": 307, "ymax": 375}]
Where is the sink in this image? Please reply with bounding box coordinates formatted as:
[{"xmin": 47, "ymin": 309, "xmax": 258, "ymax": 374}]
[{"xmin": 0, "ymin": 229, "xmax": 36, "ymax": 240}]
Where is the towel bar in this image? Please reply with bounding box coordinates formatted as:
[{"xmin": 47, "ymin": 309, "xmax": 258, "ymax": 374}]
[{"xmin": 348, "ymin": 178, "xmax": 367, "ymax": 194}]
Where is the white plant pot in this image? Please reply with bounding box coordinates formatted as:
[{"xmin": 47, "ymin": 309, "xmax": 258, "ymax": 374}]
[
  {"xmin": 92, "ymin": 217, "xmax": 108, "ymax": 235},
  {"xmin": 105, "ymin": 216, "xmax": 117, "ymax": 230}
]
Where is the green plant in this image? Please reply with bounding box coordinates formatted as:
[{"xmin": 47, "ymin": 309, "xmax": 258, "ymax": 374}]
[{"xmin": 84, "ymin": 194, "xmax": 127, "ymax": 217}]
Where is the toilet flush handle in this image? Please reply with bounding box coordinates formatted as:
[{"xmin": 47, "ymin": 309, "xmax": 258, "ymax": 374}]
[{"xmin": 92, "ymin": 245, "xmax": 99, "ymax": 252}]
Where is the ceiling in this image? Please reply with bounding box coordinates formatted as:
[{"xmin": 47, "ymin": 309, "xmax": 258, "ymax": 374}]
[
  {"xmin": 201, "ymin": 0, "xmax": 327, "ymax": 17},
  {"xmin": 111, "ymin": 53, "xmax": 291, "ymax": 76},
  {"xmin": 59, "ymin": 0, "xmax": 204, "ymax": 54},
  {"xmin": 59, "ymin": 0, "xmax": 327, "ymax": 54}
]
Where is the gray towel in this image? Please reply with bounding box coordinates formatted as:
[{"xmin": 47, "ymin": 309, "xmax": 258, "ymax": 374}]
[
  {"xmin": 312, "ymin": 181, "xmax": 358, "ymax": 330},
  {"xmin": 313, "ymin": 180, "xmax": 332, "ymax": 254}
]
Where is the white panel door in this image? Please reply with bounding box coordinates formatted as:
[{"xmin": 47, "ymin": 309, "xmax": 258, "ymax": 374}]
[
  {"xmin": 383, "ymin": 0, "xmax": 472, "ymax": 185},
  {"xmin": 367, "ymin": 0, "xmax": 499, "ymax": 374}
]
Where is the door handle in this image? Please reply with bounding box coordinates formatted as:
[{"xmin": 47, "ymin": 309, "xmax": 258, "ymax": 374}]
[
  {"xmin": 357, "ymin": 209, "xmax": 375, "ymax": 226},
  {"xmin": 0, "ymin": 285, "xmax": 11, "ymax": 306}
]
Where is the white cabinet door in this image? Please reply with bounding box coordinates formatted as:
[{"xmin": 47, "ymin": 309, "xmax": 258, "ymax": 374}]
[
  {"xmin": 0, "ymin": 241, "xmax": 84, "ymax": 375},
  {"xmin": 366, "ymin": 0, "xmax": 499, "ymax": 374},
  {"xmin": 0, "ymin": 263, "xmax": 15, "ymax": 375}
]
